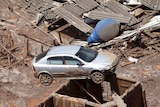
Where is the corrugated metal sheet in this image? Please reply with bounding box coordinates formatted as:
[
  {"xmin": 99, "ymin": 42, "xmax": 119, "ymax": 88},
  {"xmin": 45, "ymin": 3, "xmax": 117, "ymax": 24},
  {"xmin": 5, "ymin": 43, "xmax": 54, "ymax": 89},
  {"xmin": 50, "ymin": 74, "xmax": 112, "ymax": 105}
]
[
  {"xmin": 101, "ymin": 0, "xmax": 139, "ymax": 25},
  {"xmin": 0, "ymin": 1, "xmax": 7, "ymax": 8},
  {"xmin": 96, "ymin": 6, "xmax": 114, "ymax": 13},
  {"xmin": 55, "ymin": 6, "xmax": 93, "ymax": 33},
  {"xmin": 15, "ymin": 0, "xmax": 28, "ymax": 7},
  {"xmin": 140, "ymin": 0, "xmax": 160, "ymax": 10},
  {"xmin": 74, "ymin": 0, "xmax": 99, "ymax": 12},
  {"xmin": 85, "ymin": 10, "xmax": 131, "ymax": 23},
  {"xmin": 0, "ymin": 0, "xmax": 15, "ymax": 8},
  {"xmin": 62, "ymin": 3, "xmax": 85, "ymax": 17},
  {"xmin": 23, "ymin": 0, "xmax": 50, "ymax": 13}
]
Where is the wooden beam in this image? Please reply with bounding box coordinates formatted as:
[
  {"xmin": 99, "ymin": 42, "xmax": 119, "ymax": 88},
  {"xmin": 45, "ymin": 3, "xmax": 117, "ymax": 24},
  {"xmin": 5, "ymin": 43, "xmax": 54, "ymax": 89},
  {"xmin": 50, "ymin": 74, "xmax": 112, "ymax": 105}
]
[{"xmin": 13, "ymin": 10, "xmax": 61, "ymax": 45}]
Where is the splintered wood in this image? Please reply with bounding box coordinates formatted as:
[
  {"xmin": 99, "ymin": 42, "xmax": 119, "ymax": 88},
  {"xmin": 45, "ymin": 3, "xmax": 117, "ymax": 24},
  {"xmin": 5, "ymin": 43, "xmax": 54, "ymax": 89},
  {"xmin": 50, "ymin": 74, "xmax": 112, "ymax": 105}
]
[
  {"xmin": 101, "ymin": 81, "xmax": 112, "ymax": 102},
  {"xmin": 115, "ymin": 31, "xmax": 160, "ymax": 67},
  {"xmin": 0, "ymin": 31, "xmax": 20, "ymax": 68}
]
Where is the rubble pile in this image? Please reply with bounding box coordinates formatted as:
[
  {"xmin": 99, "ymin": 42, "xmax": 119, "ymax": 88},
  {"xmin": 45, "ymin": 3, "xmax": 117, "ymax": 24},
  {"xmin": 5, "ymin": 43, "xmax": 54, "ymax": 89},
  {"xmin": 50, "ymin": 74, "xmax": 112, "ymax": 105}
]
[
  {"xmin": 0, "ymin": 0, "xmax": 159, "ymax": 68},
  {"xmin": 0, "ymin": 0, "xmax": 160, "ymax": 107}
]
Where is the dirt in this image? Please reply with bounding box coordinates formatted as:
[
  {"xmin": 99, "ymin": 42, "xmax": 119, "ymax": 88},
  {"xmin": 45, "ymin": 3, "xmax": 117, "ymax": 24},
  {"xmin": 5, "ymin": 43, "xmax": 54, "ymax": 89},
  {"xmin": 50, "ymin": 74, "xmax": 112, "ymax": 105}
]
[{"xmin": 0, "ymin": 63, "xmax": 67, "ymax": 107}]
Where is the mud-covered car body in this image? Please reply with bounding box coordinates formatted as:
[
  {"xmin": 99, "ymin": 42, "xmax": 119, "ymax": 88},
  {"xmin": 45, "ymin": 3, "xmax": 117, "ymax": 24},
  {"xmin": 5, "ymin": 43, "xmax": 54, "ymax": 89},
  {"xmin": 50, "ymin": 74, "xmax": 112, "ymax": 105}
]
[{"xmin": 32, "ymin": 45, "xmax": 118, "ymax": 85}]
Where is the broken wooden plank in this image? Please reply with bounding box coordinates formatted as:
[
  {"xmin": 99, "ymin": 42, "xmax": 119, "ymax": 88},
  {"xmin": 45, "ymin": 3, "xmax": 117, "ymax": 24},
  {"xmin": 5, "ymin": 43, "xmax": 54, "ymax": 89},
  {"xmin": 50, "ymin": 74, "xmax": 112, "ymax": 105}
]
[
  {"xmin": 74, "ymin": 81, "xmax": 101, "ymax": 104},
  {"xmin": 0, "ymin": 0, "xmax": 13, "ymax": 8},
  {"xmin": 7, "ymin": 54, "xmax": 11, "ymax": 67},
  {"xmin": 147, "ymin": 38, "xmax": 160, "ymax": 45},
  {"xmin": 45, "ymin": 10, "xmax": 58, "ymax": 20},
  {"xmin": 96, "ymin": 6, "xmax": 114, "ymax": 13},
  {"xmin": 152, "ymin": 46, "xmax": 160, "ymax": 52},
  {"xmin": 0, "ymin": 46, "xmax": 18, "ymax": 56},
  {"xmin": 62, "ymin": 3, "xmax": 85, "ymax": 17},
  {"xmin": 0, "ymin": 42, "xmax": 18, "ymax": 61},
  {"xmin": 7, "ymin": 57, "xmax": 26, "ymax": 69},
  {"xmin": 83, "ymin": 10, "xmax": 131, "ymax": 24},
  {"xmin": 142, "ymin": 31, "xmax": 158, "ymax": 38},
  {"xmin": 98, "ymin": 30, "xmax": 138, "ymax": 48},
  {"xmin": 54, "ymin": 6, "xmax": 93, "ymax": 33},
  {"xmin": 98, "ymin": 15, "xmax": 160, "ymax": 48},
  {"xmin": 0, "ymin": 1, "xmax": 8, "ymax": 8},
  {"xmin": 56, "ymin": 23, "xmax": 72, "ymax": 32},
  {"xmin": 18, "ymin": 33, "xmax": 52, "ymax": 47},
  {"xmin": 13, "ymin": 10, "xmax": 60, "ymax": 45},
  {"xmin": 120, "ymin": 61, "xmax": 134, "ymax": 67},
  {"xmin": 101, "ymin": 0, "xmax": 139, "ymax": 25},
  {"xmin": 140, "ymin": 0, "xmax": 160, "ymax": 10},
  {"xmin": 74, "ymin": 0, "xmax": 99, "ymax": 12}
]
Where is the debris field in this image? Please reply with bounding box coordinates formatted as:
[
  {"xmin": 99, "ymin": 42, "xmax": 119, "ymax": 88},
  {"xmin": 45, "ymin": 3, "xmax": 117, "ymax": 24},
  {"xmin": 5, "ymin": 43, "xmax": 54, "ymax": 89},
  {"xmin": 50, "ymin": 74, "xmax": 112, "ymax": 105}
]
[{"xmin": 0, "ymin": 0, "xmax": 160, "ymax": 107}]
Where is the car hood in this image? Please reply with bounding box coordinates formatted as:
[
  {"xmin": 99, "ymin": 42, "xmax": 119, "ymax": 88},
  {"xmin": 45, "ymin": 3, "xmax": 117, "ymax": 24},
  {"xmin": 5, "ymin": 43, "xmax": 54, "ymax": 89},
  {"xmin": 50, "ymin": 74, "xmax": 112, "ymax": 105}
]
[{"xmin": 91, "ymin": 51, "xmax": 118, "ymax": 67}]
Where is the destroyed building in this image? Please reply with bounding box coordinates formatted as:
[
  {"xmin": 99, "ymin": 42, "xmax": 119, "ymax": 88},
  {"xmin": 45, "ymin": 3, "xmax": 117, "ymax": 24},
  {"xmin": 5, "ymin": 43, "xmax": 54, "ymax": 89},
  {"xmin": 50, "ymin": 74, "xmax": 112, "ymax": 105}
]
[{"xmin": 0, "ymin": 0, "xmax": 160, "ymax": 107}]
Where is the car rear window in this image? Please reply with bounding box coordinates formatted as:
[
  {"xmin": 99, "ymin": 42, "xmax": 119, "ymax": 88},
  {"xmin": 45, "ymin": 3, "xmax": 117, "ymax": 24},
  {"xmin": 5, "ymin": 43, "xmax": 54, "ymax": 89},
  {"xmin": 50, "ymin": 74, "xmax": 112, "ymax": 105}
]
[{"xmin": 35, "ymin": 50, "xmax": 48, "ymax": 62}]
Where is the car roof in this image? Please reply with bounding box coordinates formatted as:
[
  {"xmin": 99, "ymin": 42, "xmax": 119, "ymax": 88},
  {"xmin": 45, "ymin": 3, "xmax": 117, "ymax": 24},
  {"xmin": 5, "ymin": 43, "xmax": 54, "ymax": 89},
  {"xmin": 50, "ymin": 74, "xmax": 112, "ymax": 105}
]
[{"xmin": 46, "ymin": 45, "xmax": 81, "ymax": 56}]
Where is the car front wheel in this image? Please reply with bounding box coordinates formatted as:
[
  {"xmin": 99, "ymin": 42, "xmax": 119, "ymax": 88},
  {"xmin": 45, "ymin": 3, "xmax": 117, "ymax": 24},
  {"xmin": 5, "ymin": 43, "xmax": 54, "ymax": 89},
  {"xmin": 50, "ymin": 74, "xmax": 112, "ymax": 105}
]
[
  {"xmin": 39, "ymin": 73, "xmax": 53, "ymax": 86},
  {"xmin": 90, "ymin": 71, "xmax": 104, "ymax": 84}
]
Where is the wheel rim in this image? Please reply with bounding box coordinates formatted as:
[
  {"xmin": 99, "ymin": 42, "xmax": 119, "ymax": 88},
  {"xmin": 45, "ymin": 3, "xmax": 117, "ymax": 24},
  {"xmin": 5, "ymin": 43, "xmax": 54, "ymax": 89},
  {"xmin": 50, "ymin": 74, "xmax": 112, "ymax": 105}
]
[
  {"xmin": 39, "ymin": 74, "xmax": 53, "ymax": 86},
  {"xmin": 91, "ymin": 72, "xmax": 104, "ymax": 84}
]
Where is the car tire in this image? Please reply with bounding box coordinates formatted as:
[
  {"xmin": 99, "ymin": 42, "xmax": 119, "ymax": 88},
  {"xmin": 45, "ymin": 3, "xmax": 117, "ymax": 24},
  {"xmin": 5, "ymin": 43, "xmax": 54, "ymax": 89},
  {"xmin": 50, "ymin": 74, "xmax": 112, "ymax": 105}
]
[
  {"xmin": 90, "ymin": 71, "xmax": 104, "ymax": 84},
  {"xmin": 39, "ymin": 73, "xmax": 53, "ymax": 86}
]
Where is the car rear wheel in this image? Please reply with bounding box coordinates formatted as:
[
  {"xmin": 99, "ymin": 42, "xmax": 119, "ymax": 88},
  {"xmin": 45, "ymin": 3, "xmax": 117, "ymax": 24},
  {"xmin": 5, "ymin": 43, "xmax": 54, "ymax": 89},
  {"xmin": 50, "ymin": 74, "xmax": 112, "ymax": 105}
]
[
  {"xmin": 90, "ymin": 71, "xmax": 104, "ymax": 84},
  {"xmin": 39, "ymin": 73, "xmax": 53, "ymax": 86}
]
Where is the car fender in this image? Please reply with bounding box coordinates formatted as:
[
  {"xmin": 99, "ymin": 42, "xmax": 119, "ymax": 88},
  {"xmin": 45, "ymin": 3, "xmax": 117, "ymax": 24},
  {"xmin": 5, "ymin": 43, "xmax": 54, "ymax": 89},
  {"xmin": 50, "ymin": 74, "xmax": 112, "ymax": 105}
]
[
  {"xmin": 90, "ymin": 67, "xmax": 105, "ymax": 74},
  {"xmin": 89, "ymin": 64, "xmax": 106, "ymax": 71},
  {"xmin": 37, "ymin": 71, "xmax": 52, "ymax": 78}
]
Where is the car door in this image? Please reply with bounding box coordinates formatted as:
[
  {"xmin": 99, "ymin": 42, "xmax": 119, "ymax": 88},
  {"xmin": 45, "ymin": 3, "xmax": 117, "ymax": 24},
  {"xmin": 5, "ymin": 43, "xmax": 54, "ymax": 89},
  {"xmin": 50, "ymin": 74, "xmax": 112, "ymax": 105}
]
[
  {"xmin": 45, "ymin": 56, "xmax": 66, "ymax": 76},
  {"xmin": 63, "ymin": 56, "xmax": 90, "ymax": 77}
]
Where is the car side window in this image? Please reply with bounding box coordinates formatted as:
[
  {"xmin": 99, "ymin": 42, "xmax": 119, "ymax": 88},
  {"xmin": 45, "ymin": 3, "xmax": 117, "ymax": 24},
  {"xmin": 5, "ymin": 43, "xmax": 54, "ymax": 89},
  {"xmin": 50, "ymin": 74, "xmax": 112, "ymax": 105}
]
[
  {"xmin": 47, "ymin": 57, "xmax": 63, "ymax": 65},
  {"xmin": 63, "ymin": 56, "xmax": 81, "ymax": 65}
]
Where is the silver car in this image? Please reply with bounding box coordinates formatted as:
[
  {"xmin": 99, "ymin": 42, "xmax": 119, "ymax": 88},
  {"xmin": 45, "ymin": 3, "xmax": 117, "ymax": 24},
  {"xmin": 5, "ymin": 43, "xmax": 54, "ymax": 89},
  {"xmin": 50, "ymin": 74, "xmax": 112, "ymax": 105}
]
[{"xmin": 32, "ymin": 45, "xmax": 118, "ymax": 86}]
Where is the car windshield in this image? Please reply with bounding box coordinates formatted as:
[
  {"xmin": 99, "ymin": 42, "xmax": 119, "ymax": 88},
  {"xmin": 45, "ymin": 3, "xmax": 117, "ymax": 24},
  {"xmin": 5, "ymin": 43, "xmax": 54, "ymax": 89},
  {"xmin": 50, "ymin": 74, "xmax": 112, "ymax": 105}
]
[
  {"xmin": 35, "ymin": 50, "xmax": 49, "ymax": 62},
  {"xmin": 75, "ymin": 46, "xmax": 98, "ymax": 62}
]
